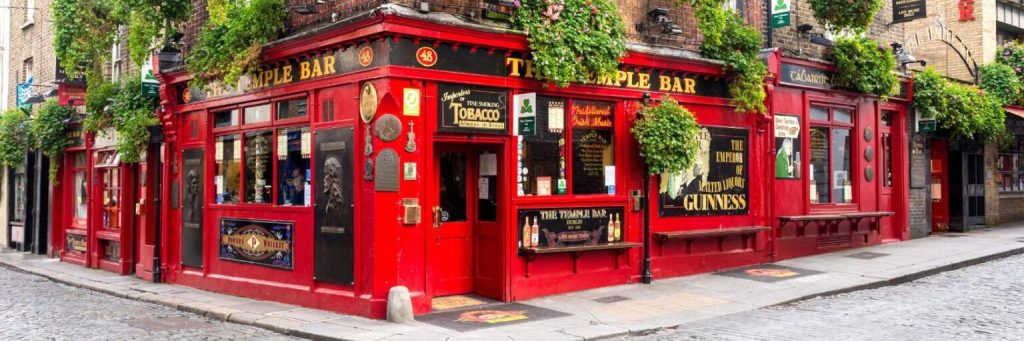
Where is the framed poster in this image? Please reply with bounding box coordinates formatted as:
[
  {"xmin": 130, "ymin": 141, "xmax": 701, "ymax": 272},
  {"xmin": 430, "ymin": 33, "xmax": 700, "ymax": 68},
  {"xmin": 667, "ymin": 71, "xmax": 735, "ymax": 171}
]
[
  {"xmin": 659, "ymin": 127, "xmax": 749, "ymax": 217},
  {"xmin": 517, "ymin": 206, "xmax": 625, "ymax": 251},
  {"xmin": 774, "ymin": 115, "xmax": 801, "ymax": 179},
  {"xmin": 219, "ymin": 218, "xmax": 294, "ymax": 270}
]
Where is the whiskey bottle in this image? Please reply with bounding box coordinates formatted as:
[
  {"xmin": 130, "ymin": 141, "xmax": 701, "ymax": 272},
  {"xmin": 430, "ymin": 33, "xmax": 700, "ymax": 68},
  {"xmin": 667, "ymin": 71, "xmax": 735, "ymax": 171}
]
[
  {"xmin": 613, "ymin": 213, "xmax": 622, "ymax": 241},
  {"xmin": 606, "ymin": 213, "xmax": 614, "ymax": 243},
  {"xmin": 522, "ymin": 217, "xmax": 531, "ymax": 248},
  {"xmin": 531, "ymin": 217, "xmax": 540, "ymax": 247}
]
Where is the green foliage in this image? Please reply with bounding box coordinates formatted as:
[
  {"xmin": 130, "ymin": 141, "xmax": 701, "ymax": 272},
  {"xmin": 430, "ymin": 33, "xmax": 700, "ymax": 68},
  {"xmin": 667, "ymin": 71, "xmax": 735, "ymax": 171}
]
[
  {"xmin": 33, "ymin": 100, "xmax": 77, "ymax": 181},
  {"xmin": 631, "ymin": 97, "xmax": 701, "ymax": 175},
  {"xmin": 110, "ymin": 77, "xmax": 160, "ymax": 163},
  {"xmin": 996, "ymin": 42, "xmax": 1024, "ymax": 105},
  {"xmin": 511, "ymin": 0, "xmax": 627, "ymax": 87},
  {"xmin": 53, "ymin": 0, "xmax": 119, "ymax": 79},
  {"xmin": 680, "ymin": 0, "xmax": 767, "ymax": 114},
  {"xmin": 913, "ymin": 67, "xmax": 1007, "ymax": 141},
  {"xmin": 807, "ymin": 0, "xmax": 884, "ymax": 33},
  {"xmin": 829, "ymin": 37, "xmax": 898, "ymax": 98},
  {"xmin": 186, "ymin": 0, "xmax": 288, "ymax": 87},
  {"xmin": 979, "ymin": 63, "xmax": 1022, "ymax": 106},
  {"xmin": 84, "ymin": 74, "xmax": 119, "ymax": 132},
  {"xmin": 0, "ymin": 109, "xmax": 35, "ymax": 167}
]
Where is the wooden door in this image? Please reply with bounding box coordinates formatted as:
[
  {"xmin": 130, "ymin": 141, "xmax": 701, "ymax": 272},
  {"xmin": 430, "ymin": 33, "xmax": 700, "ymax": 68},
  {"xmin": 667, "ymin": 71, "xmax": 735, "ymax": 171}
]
[
  {"xmin": 878, "ymin": 111, "xmax": 896, "ymax": 240},
  {"xmin": 931, "ymin": 140, "xmax": 949, "ymax": 232},
  {"xmin": 432, "ymin": 145, "xmax": 475, "ymax": 296},
  {"xmin": 135, "ymin": 161, "xmax": 156, "ymax": 278},
  {"xmin": 473, "ymin": 148, "xmax": 502, "ymax": 299}
]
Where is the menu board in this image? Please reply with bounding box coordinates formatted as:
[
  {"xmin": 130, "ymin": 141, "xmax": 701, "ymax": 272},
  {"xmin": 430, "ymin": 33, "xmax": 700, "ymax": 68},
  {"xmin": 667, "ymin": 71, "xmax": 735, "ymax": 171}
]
[
  {"xmin": 774, "ymin": 115, "xmax": 801, "ymax": 179},
  {"xmin": 517, "ymin": 206, "xmax": 625, "ymax": 251},
  {"xmin": 659, "ymin": 127, "xmax": 749, "ymax": 217},
  {"xmin": 437, "ymin": 83, "xmax": 509, "ymax": 134},
  {"xmin": 571, "ymin": 100, "xmax": 615, "ymax": 195}
]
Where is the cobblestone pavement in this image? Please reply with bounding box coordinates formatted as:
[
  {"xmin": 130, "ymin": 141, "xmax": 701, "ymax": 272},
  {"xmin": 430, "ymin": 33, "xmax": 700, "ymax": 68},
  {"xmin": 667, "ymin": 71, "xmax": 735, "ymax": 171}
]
[
  {"xmin": 0, "ymin": 266, "xmax": 296, "ymax": 340},
  {"xmin": 637, "ymin": 254, "xmax": 1024, "ymax": 341}
]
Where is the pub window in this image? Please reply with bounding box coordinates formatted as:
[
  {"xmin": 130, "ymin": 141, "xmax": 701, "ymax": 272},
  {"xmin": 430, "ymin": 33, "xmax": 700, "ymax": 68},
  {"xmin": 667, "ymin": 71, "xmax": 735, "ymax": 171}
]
[
  {"xmin": 276, "ymin": 98, "xmax": 307, "ymax": 120},
  {"xmin": 244, "ymin": 130, "xmax": 274, "ymax": 203},
  {"xmin": 998, "ymin": 136, "xmax": 1024, "ymax": 193},
  {"xmin": 96, "ymin": 151, "xmax": 122, "ymax": 230},
  {"xmin": 520, "ymin": 96, "xmax": 566, "ymax": 196},
  {"xmin": 12, "ymin": 165, "xmax": 26, "ymax": 223},
  {"xmin": 215, "ymin": 134, "xmax": 242, "ymax": 204},
  {"xmin": 571, "ymin": 100, "xmax": 616, "ymax": 195},
  {"xmin": 243, "ymin": 104, "xmax": 271, "ymax": 124},
  {"xmin": 809, "ymin": 105, "xmax": 853, "ymax": 204},
  {"xmin": 213, "ymin": 109, "xmax": 238, "ymax": 128},
  {"xmin": 71, "ymin": 153, "xmax": 88, "ymax": 224},
  {"xmin": 277, "ymin": 127, "xmax": 311, "ymax": 206}
]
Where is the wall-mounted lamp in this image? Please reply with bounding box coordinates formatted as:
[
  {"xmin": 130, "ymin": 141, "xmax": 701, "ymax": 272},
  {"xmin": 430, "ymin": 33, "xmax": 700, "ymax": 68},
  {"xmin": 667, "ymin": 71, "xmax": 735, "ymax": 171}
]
[
  {"xmin": 417, "ymin": 0, "xmax": 431, "ymax": 13},
  {"xmin": 636, "ymin": 8, "xmax": 682, "ymax": 36},
  {"xmin": 796, "ymin": 24, "xmax": 834, "ymax": 47},
  {"xmin": 291, "ymin": 4, "xmax": 317, "ymax": 15},
  {"xmin": 891, "ymin": 43, "xmax": 926, "ymax": 69}
]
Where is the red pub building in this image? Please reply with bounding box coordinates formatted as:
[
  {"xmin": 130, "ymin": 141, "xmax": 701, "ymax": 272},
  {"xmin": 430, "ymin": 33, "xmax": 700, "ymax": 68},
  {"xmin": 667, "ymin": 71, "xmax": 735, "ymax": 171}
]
[{"xmin": 47, "ymin": 5, "xmax": 910, "ymax": 320}]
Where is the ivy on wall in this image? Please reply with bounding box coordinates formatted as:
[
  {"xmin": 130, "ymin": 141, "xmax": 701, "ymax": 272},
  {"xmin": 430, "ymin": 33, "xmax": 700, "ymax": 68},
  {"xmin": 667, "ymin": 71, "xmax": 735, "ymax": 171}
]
[
  {"xmin": 979, "ymin": 63, "xmax": 1022, "ymax": 107},
  {"xmin": 512, "ymin": 0, "xmax": 627, "ymax": 88},
  {"xmin": 0, "ymin": 109, "xmax": 35, "ymax": 167},
  {"xmin": 110, "ymin": 78, "xmax": 161, "ymax": 163},
  {"xmin": 33, "ymin": 100, "xmax": 77, "ymax": 181},
  {"xmin": 807, "ymin": 0, "xmax": 884, "ymax": 33},
  {"xmin": 994, "ymin": 43, "xmax": 1024, "ymax": 106},
  {"xmin": 680, "ymin": 0, "xmax": 767, "ymax": 114},
  {"xmin": 829, "ymin": 37, "xmax": 898, "ymax": 98},
  {"xmin": 186, "ymin": 0, "xmax": 288, "ymax": 87},
  {"xmin": 913, "ymin": 68, "xmax": 1007, "ymax": 141},
  {"xmin": 631, "ymin": 96, "xmax": 701, "ymax": 174}
]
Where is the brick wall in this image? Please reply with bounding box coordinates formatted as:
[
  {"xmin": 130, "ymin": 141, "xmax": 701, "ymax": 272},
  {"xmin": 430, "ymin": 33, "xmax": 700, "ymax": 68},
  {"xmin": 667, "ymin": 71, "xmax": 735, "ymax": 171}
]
[
  {"xmin": 999, "ymin": 196, "xmax": 1024, "ymax": 223},
  {"xmin": 907, "ymin": 129, "xmax": 931, "ymax": 238},
  {"xmin": 985, "ymin": 142, "xmax": 1001, "ymax": 226},
  {"xmin": 5, "ymin": 0, "xmax": 56, "ymax": 111},
  {"xmin": 770, "ymin": 0, "xmax": 904, "ymax": 61},
  {"xmin": 902, "ymin": 0, "xmax": 997, "ymax": 82}
]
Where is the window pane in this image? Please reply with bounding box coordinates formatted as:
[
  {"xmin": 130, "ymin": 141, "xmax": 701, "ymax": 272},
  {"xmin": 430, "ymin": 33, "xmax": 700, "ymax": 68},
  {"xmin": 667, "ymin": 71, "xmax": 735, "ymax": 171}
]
[
  {"xmin": 213, "ymin": 109, "xmax": 238, "ymax": 128},
  {"xmin": 277, "ymin": 127, "xmax": 311, "ymax": 206},
  {"xmin": 809, "ymin": 127, "xmax": 829, "ymax": 203},
  {"xmin": 810, "ymin": 106, "xmax": 829, "ymax": 121},
  {"xmin": 244, "ymin": 104, "xmax": 271, "ymax": 124},
  {"xmin": 834, "ymin": 108, "xmax": 852, "ymax": 124},
  {"xmin": 13, "ymin": 166, "xmax": 25, "ymax": 222},
  {"xmin": 883, "ymin": 134, "xmax": 893, "ymax": 188},
  {"xmin": 439, "ymin": 152, "xmax": 467, "ymax": 222},
  {"xmin": 520, "ymin": 97, "xmax": 565, "ymax": 196},
  {"xmin": 215, "ymin": 134, "xmax": 241, "ymax": 204},
  {"xmin": 245, "ymin": 131, "xmax": 274, "ymax": 203},
  {"xmin": 74, "ymin": 170, "xmax": 87, "ymax": 219},
  {"xmin": 277, "ymin": 99, "xmax": 307, "ymax": 120},
  {"xmin": 832, "ymin": 128, "xmax": 852, "ymax": 203},
  {"xmin": 571, "ymin": 100, "xmax": 615, "ymax": 195}
]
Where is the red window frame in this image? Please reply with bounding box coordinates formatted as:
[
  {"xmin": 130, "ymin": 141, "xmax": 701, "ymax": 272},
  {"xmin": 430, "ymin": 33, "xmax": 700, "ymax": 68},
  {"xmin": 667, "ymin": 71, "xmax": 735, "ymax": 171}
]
[{"xmin": 808, "ymin": 104, "xmax": 856, "ymax": 206}]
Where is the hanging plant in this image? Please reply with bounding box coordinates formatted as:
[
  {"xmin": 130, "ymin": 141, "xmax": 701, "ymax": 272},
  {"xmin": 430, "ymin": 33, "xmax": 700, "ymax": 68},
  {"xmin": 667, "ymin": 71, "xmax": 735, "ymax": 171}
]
[
  {"xmin": 186, "ymin": 0, "xmax": 288, "ymax": 87},
  {"xmin": 807, "ymin": 0, "xmax": 884, "ymax": 33},
  {"xmin": 0, "ymin": 109, "xmax": 35, "ymax": 167},
  {"xmin": 680, "ymin": 0, "xmax": 767, "ymax": 114},
  {"xmin": 631, "ymin": 96, "xmax": 701, "ymax": 175},
  {"xmin": 996, "ymin": 42, "xmax": 1024, "ymax": 105},
  {"xmin": 110, "ymin": 77, "xmax": 161, "ymax": 163},
  {"xmin": 913, "ymin": 67, "xmax": 1007, "ymax": 141},
  {"xmin": 33, "ymin": 99, "xmax": 77, "ymax": 181},
  {"xmin": 84, "ymin": 74, "xmax": 119, "ymax": 132},
  {"xmin": 979, "ymin": 63, "xmax": 1022, "ymax": 106},
  {"xmin": 512, "ymin": 0, "xmax": 627, "ymax": 87},
  {"xmin": 829, "ymin": 37, "xmax": 898, "ymax": 98}
]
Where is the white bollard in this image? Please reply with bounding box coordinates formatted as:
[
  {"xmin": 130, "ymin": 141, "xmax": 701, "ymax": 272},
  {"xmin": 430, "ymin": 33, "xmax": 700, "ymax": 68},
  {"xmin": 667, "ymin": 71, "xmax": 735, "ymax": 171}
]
[{"xmin": 386, "ymin": 285, "xmax": 415, "ymax": 323}]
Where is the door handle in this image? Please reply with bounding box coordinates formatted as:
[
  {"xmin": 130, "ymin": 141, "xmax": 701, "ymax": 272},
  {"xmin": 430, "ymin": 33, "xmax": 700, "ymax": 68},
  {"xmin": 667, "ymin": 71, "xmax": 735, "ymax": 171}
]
[{"xmin": 432, "ymin": 206, "xmax": 441, "ymax": 229}]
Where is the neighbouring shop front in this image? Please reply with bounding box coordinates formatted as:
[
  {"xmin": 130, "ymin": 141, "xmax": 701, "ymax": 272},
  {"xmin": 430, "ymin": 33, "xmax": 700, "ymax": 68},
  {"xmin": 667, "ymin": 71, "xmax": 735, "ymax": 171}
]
[{"xmin": 994, "ymin": 107, "xmax": 1024, "ymax": 224}]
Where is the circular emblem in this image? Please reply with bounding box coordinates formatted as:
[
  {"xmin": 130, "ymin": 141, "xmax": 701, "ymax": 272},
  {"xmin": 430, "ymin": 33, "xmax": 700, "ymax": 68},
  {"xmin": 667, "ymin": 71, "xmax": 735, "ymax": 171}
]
[
  {"xmin": 864, "ymin": 146, "xmax": 874, "ymax": 162},
  {"xmin": 416, "ymin": 47, "xmax": 438, "ymax": 67},
  {"xmin": 374, "ymin": 114, "xmax": 403, "ymax": 142},
  {"xmin": 864, "ymin": 127, "xmax": 873, "ymax": 142},
  {"xmin": 358, "ymin": 46, "xmax": 374, "ymax": 67},
  {"xmin": 865, "ymin": 166, "xmax": 875, "ymax": 182},
  {"xmin": 359, "ymin": 83, "xmax": 378, "ymax": 123},
  {"xmin": 182, "ymin": 88, "xmax": 192, "ymax": 104}
]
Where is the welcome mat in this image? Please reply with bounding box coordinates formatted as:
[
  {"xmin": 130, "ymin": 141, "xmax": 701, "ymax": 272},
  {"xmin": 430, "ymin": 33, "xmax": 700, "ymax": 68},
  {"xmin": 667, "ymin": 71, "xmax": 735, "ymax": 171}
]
[
  {"xmin": 715, "ymin": 263, "xmax": 822, "ymax": 283},
  {"xmin": 431, "ymin": 295, "xmax": 490, "ymax": 311},
  {"xmin": 419, "ymin": 303, "xmax": 568, "ymax": 332}
]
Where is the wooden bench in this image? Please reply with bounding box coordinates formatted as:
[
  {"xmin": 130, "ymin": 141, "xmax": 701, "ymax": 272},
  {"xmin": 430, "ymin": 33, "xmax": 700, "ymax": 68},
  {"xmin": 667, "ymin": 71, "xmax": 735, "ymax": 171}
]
[
  {"xmin": 778, "ymin": 211, "xmax": 893, "ymax": 237},
  {"xmin": 520, "ymin": 242, "xmax": 641, "ymax": 276},
  {"xmin": 653, "ymin": 226, "xmax": 770, "ymax": 254}
]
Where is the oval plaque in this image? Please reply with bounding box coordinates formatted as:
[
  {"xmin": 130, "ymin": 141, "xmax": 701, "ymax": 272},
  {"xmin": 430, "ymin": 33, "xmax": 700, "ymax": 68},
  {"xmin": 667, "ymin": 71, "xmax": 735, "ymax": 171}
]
[
  {"xmin": 374, "ymin": 114, "xmax": 402, "ymax": 142},
  {"xmin": 864, "ymin": 146, "xmax": 874, "ymax": 162},
  {"xmin": 864, "ymin": 127, "xmax": 873, "ymax": 142},
  {"xmin": 359, "ymin": 83, "xmax": 378, "ymax": 123},
  {"xmin": 865, "ymin": 166, "xmax": 874, "ymax": 182}
]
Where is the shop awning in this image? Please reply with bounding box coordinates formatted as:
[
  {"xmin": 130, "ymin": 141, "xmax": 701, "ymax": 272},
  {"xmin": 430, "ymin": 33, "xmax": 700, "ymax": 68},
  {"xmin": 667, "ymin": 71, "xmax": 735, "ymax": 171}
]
[{"xmin": 1007, "ymin": 106, "xmax": 1024, "ymax": 120}]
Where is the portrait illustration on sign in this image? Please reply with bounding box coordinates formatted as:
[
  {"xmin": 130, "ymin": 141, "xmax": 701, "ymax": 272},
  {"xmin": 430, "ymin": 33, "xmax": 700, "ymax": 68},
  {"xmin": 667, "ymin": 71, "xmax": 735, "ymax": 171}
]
[
  {"xmin": 659, "ymin": 127, "xmax": 749, "ymax": 217},
  {"xmin": 774, "ymin": 115, "xmax": 801, "ymax": 179},
  {"xmin": 186, "ymin": 170, "xmax": 199, "ymax": 222},
  {"xmin": 323, "ymin": 157, "xmax": 345, "ymax": 213},
  {"xmin": 662, "ymin": 127, "xmax": 712, "ymax": 198}
]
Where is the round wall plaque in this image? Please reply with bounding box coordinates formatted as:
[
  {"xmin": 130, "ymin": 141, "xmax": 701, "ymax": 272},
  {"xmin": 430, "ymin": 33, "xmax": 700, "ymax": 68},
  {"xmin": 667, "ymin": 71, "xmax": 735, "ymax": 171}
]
[
  {"xmin": 359, "ymin": 83, "xmax": 378, "ymax": 123},
  {"xmin": 864, "ymin": 146, "xmax": 874, "ymax": 162},
  {"xmin": 375, "ymin": 114, "xmax": 402, "ymax": 142},
  {"xmin": 864, "ymin": 127, "xmax": 873, "ymax": 142},
  {"xmin": 865, "ymin": 166, "xmax": 874, "ymax": 182}
]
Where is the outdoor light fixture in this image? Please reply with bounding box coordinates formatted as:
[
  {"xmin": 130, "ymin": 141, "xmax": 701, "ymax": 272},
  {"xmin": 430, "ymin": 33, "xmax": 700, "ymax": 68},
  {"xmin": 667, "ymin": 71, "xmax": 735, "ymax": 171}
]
[
  {"xmin": 891, "ymin": 43, "xmax": 926, "ymax": 69},
  {"xmin": 796, "ymin": 24, "xmax": 833, "ymax": 47},
  {"xmin": 292, "ymin": 4, "xmax": 317, "ymax": 15},
  {"xmin": 418, "ymin": 0, "xmax": 431, "ymax": 13},
  {"xmin": 636, "ymin": 8, "xmax": 682, "ymax": 36}
]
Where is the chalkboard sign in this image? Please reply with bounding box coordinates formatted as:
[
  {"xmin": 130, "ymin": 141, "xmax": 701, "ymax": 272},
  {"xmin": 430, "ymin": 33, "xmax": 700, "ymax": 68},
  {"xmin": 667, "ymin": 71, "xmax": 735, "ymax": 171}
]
[
  {"xmin": 659, "ymin": 127, "xmax": 749, "ymax": 217},
  {"xmin": 517, "ymin": 206, "xmax": 625, "ymax": 251},
  {"xmin": 571, "ymin": 100, "xmax": 615, "ymax": 195},
  {"xmin": 437, "ymin": 84, "xmax": 509, "ymax": 134}
]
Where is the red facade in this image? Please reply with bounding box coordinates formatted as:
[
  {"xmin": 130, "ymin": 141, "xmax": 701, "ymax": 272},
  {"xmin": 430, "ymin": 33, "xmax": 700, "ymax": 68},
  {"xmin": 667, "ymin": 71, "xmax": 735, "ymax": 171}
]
[{"xmin": 49, "ymin": 12, "xmax": 910, "ymax": 320}]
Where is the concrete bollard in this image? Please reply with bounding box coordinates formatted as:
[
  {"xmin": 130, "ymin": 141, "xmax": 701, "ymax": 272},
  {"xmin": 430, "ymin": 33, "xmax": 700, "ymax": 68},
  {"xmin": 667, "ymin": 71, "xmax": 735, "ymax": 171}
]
[{"xmin": 386, "ymin": 286, "xmax": 415, "ymax": 323}]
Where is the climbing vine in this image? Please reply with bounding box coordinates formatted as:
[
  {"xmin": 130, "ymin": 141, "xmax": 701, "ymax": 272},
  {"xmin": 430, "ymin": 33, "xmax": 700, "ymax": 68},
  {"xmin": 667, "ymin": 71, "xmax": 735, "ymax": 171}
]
[
  {"xmin": 995, "ymin": 42, "xmax": 1024, "ymax": 105},
  {"xmin": 913, "ymin": 68, "xmax": 1007, "ymax": 141},
  {"xmin": 33, "ymin": 100, "xmax": 77, "ymax": 181},
  {"xmin": 84, "ymin": 74, "xmax": 119, "ymax": 132},
  {"xmin": 807, "ymin": 0, "xmax": 884, "ymax": 33},
  {"xmin": 0, "ymin": 109, "xmax": 34, "ymax": 167},
  {"xmin": 186, "ymin": 0, "xmax": 288, "ymax": 87},
  {"xmin": 681, "ymin": 0, "xmax": 767, "ymax": 114},
  {"xmin": 511, "ymin": 0, "xmax": 627, "ymax": 88},
  {"xmin": 979, "ymin": 63, "xmax": 1022, "ymax": 106},
  {"xmin": 631, "ymin": 96, "xmax": 701, "ymax": 175},
  {"xmin": 829, "ymin": 37, "xmax": 898, "ymax": 98},
  {"xmin": 110, "ymin": 77, "xmax": 161, "ymax": 163}
]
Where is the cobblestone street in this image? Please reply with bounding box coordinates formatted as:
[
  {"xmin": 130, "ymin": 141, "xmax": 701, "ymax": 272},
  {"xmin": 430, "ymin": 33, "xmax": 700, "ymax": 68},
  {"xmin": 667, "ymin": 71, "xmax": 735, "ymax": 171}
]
[
  {"xmin": 638, "ymin": 254, "xmax": 1024, "ymax": 340},
  {"xmin": 0, "ymin": 265, "xmax": 295, "ymax": 340}
]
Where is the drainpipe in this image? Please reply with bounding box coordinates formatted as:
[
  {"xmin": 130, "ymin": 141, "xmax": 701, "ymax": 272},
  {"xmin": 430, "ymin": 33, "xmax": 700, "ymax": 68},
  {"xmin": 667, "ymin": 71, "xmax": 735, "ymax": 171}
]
[
  {"xmin": 149, "ymin": 126, "xmax": 163, "ymax": 283},
  {"xmin": 639, "ymin": 92, "xmax": 653, "ymax": 284}
]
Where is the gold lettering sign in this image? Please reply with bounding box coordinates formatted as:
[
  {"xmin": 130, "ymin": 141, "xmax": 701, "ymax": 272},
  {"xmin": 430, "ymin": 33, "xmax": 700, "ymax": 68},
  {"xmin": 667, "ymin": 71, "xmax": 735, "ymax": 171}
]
[{"xmin": 505, "ymin": 57, "xmax": 699, "ymax": 95}]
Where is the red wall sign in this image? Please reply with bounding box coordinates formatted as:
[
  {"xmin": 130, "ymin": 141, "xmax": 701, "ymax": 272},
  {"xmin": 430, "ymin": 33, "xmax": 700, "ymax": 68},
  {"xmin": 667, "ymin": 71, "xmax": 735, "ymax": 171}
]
[{"xmin": 958, "ymin": 0, "xmax": 975, "ymax": 21}]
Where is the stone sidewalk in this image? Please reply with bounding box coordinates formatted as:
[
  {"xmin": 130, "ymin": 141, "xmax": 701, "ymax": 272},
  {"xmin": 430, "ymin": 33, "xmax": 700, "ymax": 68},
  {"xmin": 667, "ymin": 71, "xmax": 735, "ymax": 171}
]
[{"xmin": 3, "ymin": 224, "xmax": 1024, "ymax": 341}]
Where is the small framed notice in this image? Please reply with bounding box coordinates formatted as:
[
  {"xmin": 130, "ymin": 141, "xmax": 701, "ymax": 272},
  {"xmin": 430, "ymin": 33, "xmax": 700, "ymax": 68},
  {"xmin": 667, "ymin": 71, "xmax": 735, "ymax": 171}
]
[{"xmin": 536, "ymin": 176, "xmax": 552, "ymax": 196}]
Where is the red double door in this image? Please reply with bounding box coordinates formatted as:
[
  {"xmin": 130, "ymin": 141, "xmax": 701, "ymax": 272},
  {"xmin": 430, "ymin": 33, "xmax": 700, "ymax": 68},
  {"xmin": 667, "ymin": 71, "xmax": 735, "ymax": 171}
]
[{"xmin": 430, "ymin": 143, "xmax": 504, "ymax": 299}]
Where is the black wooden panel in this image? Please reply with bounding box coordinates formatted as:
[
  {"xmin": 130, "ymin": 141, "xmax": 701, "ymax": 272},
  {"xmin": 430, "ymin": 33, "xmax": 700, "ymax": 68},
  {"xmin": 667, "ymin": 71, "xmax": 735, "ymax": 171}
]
[
  {"xmin": 313, "ymin": 128, "xmax": 355, "ymax": 285},
  {"xmin": 181, "ymin": 148, "xmax": 204, "ymax": 268}
]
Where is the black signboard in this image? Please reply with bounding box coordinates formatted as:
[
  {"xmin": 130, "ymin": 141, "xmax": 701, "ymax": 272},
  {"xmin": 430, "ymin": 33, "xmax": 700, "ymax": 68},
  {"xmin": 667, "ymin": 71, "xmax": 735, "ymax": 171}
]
[
  {"xmin": 893, "ymin": 0, "xmax": 927, "ymax": 24},
  {"xmin": 437, "ymin": 83, "xmax": 509, "ymax": 134},
  {"xmin": 313, "ymin": 128, "xmax": 356, "ymax": 285},
  {"xmin": 659, "ymin": 127, "xmax": 749, "ymax": 217},
  {"xmin": 780, "ymin": 63, "xmax": 835, "ymax": 90},
  {"xmin": 517, "ymin": 206, "xmax": 625, "ymax": 251},
  {"xmin": 219, "ymin": 218, "xmax": 294, "ymax": 269},
  {"xmin": 181, "ymin": 148, "xmax": 204, "ymax": 268},
  {"xmin": 571, "ymin": 100, "xmax": 615, "ymax": 195},
  {"xmin": 55, "ymin": 59, "xmax": 86, "ymax": 85}
]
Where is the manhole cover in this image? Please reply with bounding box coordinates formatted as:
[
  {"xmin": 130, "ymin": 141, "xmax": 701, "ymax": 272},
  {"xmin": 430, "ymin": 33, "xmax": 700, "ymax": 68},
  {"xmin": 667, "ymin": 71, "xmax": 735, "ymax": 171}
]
[
  {"xmin": 593, "ymin": 295, "xmax": 630, "ymax": 304},
  {"xmin": 845, "ymin": 252, "xmax": 889, "ymax": 260}
]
